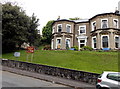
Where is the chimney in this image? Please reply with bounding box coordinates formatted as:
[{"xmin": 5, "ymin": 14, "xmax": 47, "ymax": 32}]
[
  {"xmin": 57, "ymin": 16, "xmax": 60, "ymax": 20},
  {"xmin": 115, "ymin": 7, "xmax": 119, "ymax": 14},
  {"xmin": 115, "ymin": 2, "xmax": 120, "ymax": 14},
  {"xmin": 118, "ymin": 1, "xmax": 120, "ymax": 14}
]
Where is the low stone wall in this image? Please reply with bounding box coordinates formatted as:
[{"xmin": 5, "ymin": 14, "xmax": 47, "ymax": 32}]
[{"xmin": 2, "ymin": 59, "xmax": 100, "ymax": 85}]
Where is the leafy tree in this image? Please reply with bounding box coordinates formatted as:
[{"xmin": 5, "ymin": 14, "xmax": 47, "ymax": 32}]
[
  {"xmin": 42, "ymin": 20, "xmax": 54, "ymax": 44},
  {"xmin": 2, "ymin": 2, "xmax": 41, "ymax": 53},
  {"xmin": 27, "ymin": 13, "xmax": 41, "ymax": 47}
]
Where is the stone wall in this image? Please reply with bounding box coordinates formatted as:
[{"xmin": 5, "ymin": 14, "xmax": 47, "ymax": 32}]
[{"xmin": 2, "ymin": 59, "xmax": 100, "ymax": 85}]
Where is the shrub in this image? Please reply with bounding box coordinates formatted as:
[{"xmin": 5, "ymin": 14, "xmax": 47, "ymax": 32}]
[
  {"xmin": 97, "ymin": 50, "xmax": 104, "ymax": 52},
  {"xmin": 71, "ymin": 46, "xmax": 78, "ymax": 51},
  {"xmin": 43, "ymin": 45, "xmax": 51, "ymax": 50},
  {"xmin": 109, "ymin": 49, "xmax": 118, "ymax": 52},
  {"xmin": 82, "ymin": 46, "xmax": 93, "ymax": 51}
]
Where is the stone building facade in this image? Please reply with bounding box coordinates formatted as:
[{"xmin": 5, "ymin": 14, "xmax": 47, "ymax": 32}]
[{"xmin": 51, "ymin": 13, "xmax": 120, "ymax": 50}]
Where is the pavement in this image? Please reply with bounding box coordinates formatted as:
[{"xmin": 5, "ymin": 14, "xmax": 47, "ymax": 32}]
[
  {"xmin": 2, "ymin": 71, "xmax": 69, "ymax": 87},
  {"xmin": 2, "ymin": 66, "xmax": 96, "ymax": 89}
]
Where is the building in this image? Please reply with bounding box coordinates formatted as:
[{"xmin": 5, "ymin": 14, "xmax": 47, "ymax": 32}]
[{"xmin": 51, "ymin": 12, "xmax": 120, "ymax": 50}]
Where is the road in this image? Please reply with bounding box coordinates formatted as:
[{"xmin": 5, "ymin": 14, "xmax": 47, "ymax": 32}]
[{"xmin": 2, "ymin": 71, "xmax": 72, "ymax": 88}]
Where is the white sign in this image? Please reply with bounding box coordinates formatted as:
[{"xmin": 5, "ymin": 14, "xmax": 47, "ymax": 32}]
[{"xmin": 14, "ymin": 52, "xmax": 20, "ymax": 57}]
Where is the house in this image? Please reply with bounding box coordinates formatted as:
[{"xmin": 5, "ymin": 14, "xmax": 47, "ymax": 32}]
[{"xmin": 51, "ymin": 12, "xmax": 120, "ymax": 50}]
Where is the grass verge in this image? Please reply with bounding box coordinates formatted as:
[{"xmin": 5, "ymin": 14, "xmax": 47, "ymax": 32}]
[{"xmin": 2, "ymin": 50, "xmax": 119, "ymax": 74}]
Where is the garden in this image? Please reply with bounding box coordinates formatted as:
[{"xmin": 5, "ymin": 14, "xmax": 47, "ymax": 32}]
[{"xmin": 2, "ymin": 47, "xmax": 119, "ymax": 74}]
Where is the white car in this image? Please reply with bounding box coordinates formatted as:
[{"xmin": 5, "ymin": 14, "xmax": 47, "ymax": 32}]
[{"xmin": 96, "ymin": 71, "xmax": 120, "ymax": 89}]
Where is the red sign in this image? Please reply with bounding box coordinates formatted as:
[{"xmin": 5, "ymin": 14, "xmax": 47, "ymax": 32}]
[{"xmin": 26, "ymin": 46, "xmax": 34, "ymax": 53}]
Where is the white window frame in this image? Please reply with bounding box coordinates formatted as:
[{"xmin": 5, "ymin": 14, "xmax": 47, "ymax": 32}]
[
  {"xmin": 56, "ymin": 37, "xmax": 62, "ymax": 49},
  {"xmin": 114, "ymin": 35, "xmax": 119, "ymax": 49},
  {"xmin": 113, "ymin": 19, "xmax": 119, "ymax": 28},
  {"xmin": 57, "ymin": 24, "xmax": 62, "ymax": 32},
  {"xmin": 101, "ymin": 35, "xmax": 109, "ymax": 48},
  {"xmin": 65, "ymin": 38, "xmax": 71, "ymax": 48},
  {"xmin": 78, "ymin": 39, "xmax": 86, "ymax": 49},
  {"xmin": 66, "ymin": 24, "xmax": 71, "ymax": 33},
  {"xmin": 91, "ymin": 21, "xmax": 96, "ymax": 31},
  {"xmin": 92, "ymin": 36, "xmax": 97, "ymax": 49},
  {"xmin": 52, "ymin": 26, "xmax": 55, "ymax": 34},
  {"xmin": 101, "ymin": 19, "xmax": 108, "ymax": 28},
  {"xmin": 78, "ymin": 25, "xmax": 86, "ymax": 35}
]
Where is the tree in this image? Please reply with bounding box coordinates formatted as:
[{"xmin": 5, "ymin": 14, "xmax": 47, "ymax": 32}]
[
  {"xmin": 42, "ymin": 20, "xmax": 54, "ymax": 44},
  {"xmin": 2, "ymin": 2, "xmax": 41, "ymax": 53},
  {"xmin": 27, "ymin": 13, "xmax": 41, "ymax": 47}
]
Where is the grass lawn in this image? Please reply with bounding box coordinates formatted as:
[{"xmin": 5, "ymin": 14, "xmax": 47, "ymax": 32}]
[{"xmin": 2, "ymin": 50, "xmax": 119, "ymax": 74}]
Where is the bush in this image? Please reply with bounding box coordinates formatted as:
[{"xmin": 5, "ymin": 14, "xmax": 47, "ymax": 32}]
[
  {"xmin": 71, "ymin": 46, "xmax": 78, "ymax": 51},
  {"xmin": 43, "ymin": 45, "xmax": 51, "ymax": 50},
  {"xmin": 109, "ymin": 49, "xmax": 118, "ymax": 52},
  {"xmin": 82, "ymin": 46, "xmax": 93, "ymax": 51},
  {"xmin": 97, "ymin": 50, "xmax": 104, "ymax": 52}
]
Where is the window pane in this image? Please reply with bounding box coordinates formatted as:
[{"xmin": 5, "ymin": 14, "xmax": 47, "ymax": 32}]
[
  {"xmin": 57, "ymin": 39, "xmax": 61, "ymax": 44},
  {"xmin": 93, "ymin": 38, "xmax": 96, "ymax": 43},
  {"xmin": 102, "ymin": 20, "xmax": 107, "ymax": 28},
  {"xmin": 102, "ymin": 36, "xmax": 108, "ymax": 48},
  {"xmin": 115, "ymin": 37, "xmax": 119, "ymax": 48},
  {"xmin": 67, "ymin": 25, "xmax": 71, "ymax": 33},
  {"xmin": 80, "ymin": 44, "xmax": 85, "ymax": 48},
  {"xmin": 80, "ymin": 27, "xmax": 84, "ymax": 30},
  {"xmin": 57, "ymin": 39, "xmax": 61, "ymax": 49},
  {"xmin": 80, "ymin": 30, "xmax": 85, "ymax": 33},
  {"xmin": 93, "ymin": 38, "xmax": 96, "ymax": 48},
  {"xmin": 114, "ymin": 20, "xmax": 118, "ymax": 28},
  {"xmin": 107, "ymin": 73, "xmax": 120, "ymax": 82},
  {"xmin": 102, "ymin": 36, "xmax": 108, "ymax": 42},
  {"xmin": 80, "ymin": 27, "xmax": 85, "ymax": 34},
  {"xmin": 115, "ymin": 37, "xmax": 119, "ymax": 42},
  {"xmin": 115, "ymin": 43, "xmax": 119, "ymax": 48},
  {"xmin": 58, "ymin": 25, "xmax": 62, "ymax": 32},
  {"xmin": 92, "ymin": 22, "xmax": 96, "ymax": 30},
  {"xmin": 66, "ymin": 39, "xmax": 70, "ymax": 44},
  {"xmin": 80, "ymin": 40, "xmax": 85, "ymax": 43},
  {"xmin": 94, "ymin": 43, "xmax": 96, "ymax": 48},
  {"xmin": 80, "ymin": 40, "xmax": 85, "ymax": 48},
  {"xmin": 66, "ymin": 39, "xmax": 70, "ymax": 48}
]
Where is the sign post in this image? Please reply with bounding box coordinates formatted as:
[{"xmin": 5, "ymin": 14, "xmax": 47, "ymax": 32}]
[{"xmin": 26, "ymin": 46, "xmax": 34, "ymax": 62}]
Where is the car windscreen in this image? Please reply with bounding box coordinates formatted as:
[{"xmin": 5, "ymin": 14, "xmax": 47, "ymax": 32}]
[{"xmin": 107, "ymin": 73, "xmax": 120, "ymax": 82}]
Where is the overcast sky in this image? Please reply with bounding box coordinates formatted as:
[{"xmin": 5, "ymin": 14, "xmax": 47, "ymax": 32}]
[{"xmin": 2, "ymin": 0, "xmax": 120, "ymax": 34}]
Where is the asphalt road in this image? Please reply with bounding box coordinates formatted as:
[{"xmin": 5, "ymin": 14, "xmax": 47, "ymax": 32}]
[{"xmin": 2, "ymin": 71, "xmax": 72, "ymax": 88}]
